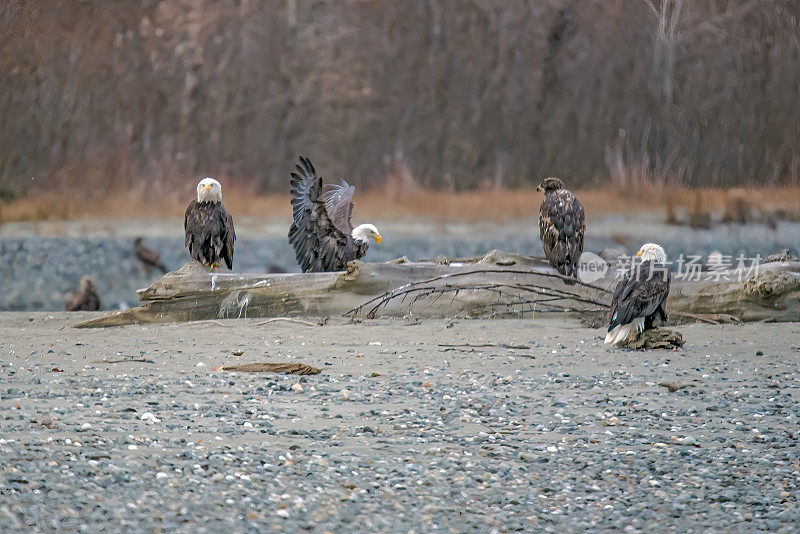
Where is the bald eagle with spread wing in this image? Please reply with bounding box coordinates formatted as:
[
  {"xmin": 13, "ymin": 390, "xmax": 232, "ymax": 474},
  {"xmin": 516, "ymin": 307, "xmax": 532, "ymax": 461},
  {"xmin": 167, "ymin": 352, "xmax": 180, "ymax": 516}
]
[
  {"xmin": 288, "ymin": 156, "xmax": 381, "ymax": 272},
  {"xmin": 537, "ymin": 177, "xmax": 585, "ymax": 278},
  {"xmin": 184, "ymin": 177, "xmax": 235, "ymax": 270},
  {"xmin": 605, "ymin": 243, "xmax": 671, "ymax": 345}
]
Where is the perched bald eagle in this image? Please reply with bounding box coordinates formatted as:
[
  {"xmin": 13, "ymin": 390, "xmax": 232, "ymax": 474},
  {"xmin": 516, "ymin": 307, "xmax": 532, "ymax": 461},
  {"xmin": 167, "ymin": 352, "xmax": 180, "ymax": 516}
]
[
  {"xmin": 537, "ymin": 177, "xmax": 585, "ymax": 278},
  {"xmin": 605, "ymin": 243, "xmax": 671, "ymax": 345},
  {"xmin": 134, "ymin": 237, "xmax": 167, "ymax": 273},
  {"xmin": 65, "ymin": 275, "xmax": 100, "ymax": 311},
  {"xmin": 184, "ymin": 177, "xmax": 235, "ymax": 270},
  {"xmin": 288, "ymin": 156, "xmax": 381, "ymax": 272}
]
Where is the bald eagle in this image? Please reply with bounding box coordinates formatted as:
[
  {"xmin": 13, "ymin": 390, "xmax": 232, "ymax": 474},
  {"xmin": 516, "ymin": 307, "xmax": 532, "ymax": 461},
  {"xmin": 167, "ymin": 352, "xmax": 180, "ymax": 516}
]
[
  {"xmin": 65, "ymin": 275, "xmax": 100, "ymax": 311},
  {"xmin": 134, "ymin": 237, "xmax": 167, "ymax": 273},
  {"xmin": 605, "ymin": 243, "xmax": 671, "ymax": 345},
  {"xmin": 537, "ymin": 177, "xmax": 585, "ymax": 278},
  {"xmin": 184, "ymin": 177, "xmax": 235, "ymax": 270},
  {"xmin": 288, "ymin": 156, "xmax": 381, "ymax": 272}
]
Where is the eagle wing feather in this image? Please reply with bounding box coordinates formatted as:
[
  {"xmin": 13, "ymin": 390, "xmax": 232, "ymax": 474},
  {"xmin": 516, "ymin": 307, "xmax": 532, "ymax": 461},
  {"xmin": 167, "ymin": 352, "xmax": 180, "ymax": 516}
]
[{"xmin": 288, "ymin": 156, "xmax": 365, "ymax": 272}]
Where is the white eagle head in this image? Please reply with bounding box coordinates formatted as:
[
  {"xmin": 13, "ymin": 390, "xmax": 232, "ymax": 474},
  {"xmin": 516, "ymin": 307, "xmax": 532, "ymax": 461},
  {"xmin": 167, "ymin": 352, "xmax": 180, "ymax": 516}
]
[
  {"xmin": 196, "ymin": 177, "xmax": 223, "ymax": 203},
  {"xmin": 352, "ymin": 223, "xmax": 382, "ymax": 244},
  {"xmin": 636, "ymin": 243, "xmax": 667, "ymax": 263}
]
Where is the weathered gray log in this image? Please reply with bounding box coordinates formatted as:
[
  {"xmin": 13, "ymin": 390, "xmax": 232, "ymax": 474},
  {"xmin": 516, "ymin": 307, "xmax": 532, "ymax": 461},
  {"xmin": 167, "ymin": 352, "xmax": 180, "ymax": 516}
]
[
  {"xmin": 75, "ymin": 251, "xmax": 608, "ymax": 327},
  {"xmin": 74, "ymin": 251, "xmax": 800, "ymax": 328},
  {"xmin": 668, "ymin": 260, "xmax": 800, "ymax": 323}
]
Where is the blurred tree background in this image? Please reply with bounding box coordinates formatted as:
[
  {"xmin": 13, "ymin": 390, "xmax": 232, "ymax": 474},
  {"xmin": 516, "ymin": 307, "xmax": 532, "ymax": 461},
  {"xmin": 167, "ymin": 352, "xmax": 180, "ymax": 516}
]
[{"xmin": 1, "ymin": 0, "xmax": 799, "ymax": 201}]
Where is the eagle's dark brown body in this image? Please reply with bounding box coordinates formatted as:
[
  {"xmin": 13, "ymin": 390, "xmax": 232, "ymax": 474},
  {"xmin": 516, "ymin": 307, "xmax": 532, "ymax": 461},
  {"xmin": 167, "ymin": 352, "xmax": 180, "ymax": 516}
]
[
  {"xmin": 288, "ymin": 156, "xmax": 368, "ymax": 272},
  {"xmin": 607, "ymin": 260, "xmax": 671, "ymax": 338},
  {"xmin": 184, "ymin": 200, "xmax": 235, "ymax": 269},
  {"xmin": 65, "ymin": 277, "xmax": 100, "ymax": 311},
  {"xmin": 538, "ymin": 178, "xmax": 585, "ymax": 277}
]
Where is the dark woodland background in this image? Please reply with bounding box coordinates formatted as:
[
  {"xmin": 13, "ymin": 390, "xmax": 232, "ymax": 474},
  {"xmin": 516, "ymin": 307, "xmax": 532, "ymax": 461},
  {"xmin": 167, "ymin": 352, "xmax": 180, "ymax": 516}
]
[{"xmin": 1, "ymin": 0, "xmax": 799, "ymax": 202}]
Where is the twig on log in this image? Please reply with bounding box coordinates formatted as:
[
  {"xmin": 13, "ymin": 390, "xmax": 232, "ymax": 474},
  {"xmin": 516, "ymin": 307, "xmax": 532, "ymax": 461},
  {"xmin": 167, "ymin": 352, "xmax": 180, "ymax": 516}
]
[{"xmin": 346, "ymin": 271, "xmax": 610, "ymax": 319}]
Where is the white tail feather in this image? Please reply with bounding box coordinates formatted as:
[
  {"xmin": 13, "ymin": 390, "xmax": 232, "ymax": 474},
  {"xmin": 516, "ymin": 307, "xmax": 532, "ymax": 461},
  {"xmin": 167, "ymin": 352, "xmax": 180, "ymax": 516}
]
[
  {"xmin": 634, "ymin": 317, "xmax": 645, "ymax": 335},
  {"xmin": 604, "ymin": 317, "xmax": 646, "ymax": 346},
  {"xmin": 605, "ymin": 324, "xmax": 631, "ymax": 345}
]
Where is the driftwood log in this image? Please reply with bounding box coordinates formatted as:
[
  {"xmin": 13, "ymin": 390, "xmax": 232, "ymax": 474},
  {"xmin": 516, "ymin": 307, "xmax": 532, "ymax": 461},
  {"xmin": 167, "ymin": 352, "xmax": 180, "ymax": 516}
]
[{"xmin": 75, "ymin": 250, "xmax": 800, "ymax": 327}]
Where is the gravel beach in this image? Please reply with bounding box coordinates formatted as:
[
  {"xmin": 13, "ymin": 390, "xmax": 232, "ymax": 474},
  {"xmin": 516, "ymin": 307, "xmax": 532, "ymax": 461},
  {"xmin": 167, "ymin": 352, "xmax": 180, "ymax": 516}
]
[{"xmin": 1, "ymin": 313, "xmax": 798, "ymax": 532}]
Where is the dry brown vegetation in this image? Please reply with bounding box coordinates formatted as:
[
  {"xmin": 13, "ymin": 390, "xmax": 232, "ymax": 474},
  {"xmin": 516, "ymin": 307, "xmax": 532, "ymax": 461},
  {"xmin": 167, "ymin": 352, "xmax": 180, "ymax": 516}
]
[
  {"xmin": 2, "ymin": 186, "xmax": 798, "ymax": 225},
  {"xmin": 1, "ymin": 0, "xmax": 800, "ymax": 202}
]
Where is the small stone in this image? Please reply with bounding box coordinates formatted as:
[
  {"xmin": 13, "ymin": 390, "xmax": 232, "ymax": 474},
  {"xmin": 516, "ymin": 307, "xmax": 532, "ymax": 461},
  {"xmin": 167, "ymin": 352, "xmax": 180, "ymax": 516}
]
[{"xmin": 140, "ymin": 412, "xmax": 161, "ymax": 424}]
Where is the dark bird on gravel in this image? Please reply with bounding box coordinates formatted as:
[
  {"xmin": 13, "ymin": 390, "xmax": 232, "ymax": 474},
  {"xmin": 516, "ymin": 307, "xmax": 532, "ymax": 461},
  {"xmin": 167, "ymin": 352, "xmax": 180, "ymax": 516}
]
[
  {"xmin": 133, "ymin": 237, "xmax": 167, "ymax": 273},
  {"xmin": 65, "ymin": 275, "xmax": 100, "ymax": 311},
  {"xmin": 537, "ymin": 177, "xmax": 585, "ymax": 278},
  {"xmin": 605, "ymin": 243, "xmax": 671, "ymax": 345},
  {"xmin": 288, "ymin": 156, "xmax": 381, "ymax": 272},
  {"xmin": 184, "ymin": 177, "xmax": 235, "ymax": 270}
]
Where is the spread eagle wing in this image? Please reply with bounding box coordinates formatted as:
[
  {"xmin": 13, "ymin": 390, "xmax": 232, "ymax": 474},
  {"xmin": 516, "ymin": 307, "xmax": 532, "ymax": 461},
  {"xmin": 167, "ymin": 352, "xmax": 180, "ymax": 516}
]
[
  {"xmin": 288, "ymin": 156, "xmax": 351, "ymax": 272},
  {"xmin": 608, "ymin": 260, "xmax": 671, "ymax": 332},
  {"xmin": 323, "ymin": 179, "xmax": 356, "ymax": 236}
]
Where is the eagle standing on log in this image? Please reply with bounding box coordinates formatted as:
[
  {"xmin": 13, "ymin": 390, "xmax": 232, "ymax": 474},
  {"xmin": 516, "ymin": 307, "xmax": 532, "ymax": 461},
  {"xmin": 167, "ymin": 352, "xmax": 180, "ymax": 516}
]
[
  {"xmin": 184, "ymin": 177, "xmax": 235, "ymax": 270},
  {"xmin": 537, "ymin": 177, "xmax": 586, "ymax": 278},
  {"xmin": 605, "ymin": 243, "xmax": 671, "ymax": 345},
  {"xmin": 288, "ymin": 156, "xmax": 381, "ymax": 272}
]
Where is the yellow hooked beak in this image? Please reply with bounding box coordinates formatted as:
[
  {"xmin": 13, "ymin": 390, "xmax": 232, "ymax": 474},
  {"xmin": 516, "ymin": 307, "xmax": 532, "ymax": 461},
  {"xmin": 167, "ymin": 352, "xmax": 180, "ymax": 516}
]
[
  {"xmin": 374, "ymin": 234, "xmax": 382, "ymax": 244},
  {"xmin": 536, "ymin": 186, "xmax": 543, "ymax": 192},
  {"xmin": 204, "ymin": 184, "xmax": 211, "ymax": 192},
  {"xmin": 636, "ymin": 250, "xmax": 643, "ymax": 257}
]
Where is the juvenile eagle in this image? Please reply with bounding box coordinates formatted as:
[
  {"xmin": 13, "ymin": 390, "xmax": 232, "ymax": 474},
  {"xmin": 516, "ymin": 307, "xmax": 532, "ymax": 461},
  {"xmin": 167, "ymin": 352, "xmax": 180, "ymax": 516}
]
[
  {"xmin": 184, "ymin": 177, "xmax": 235, "ymax": 270},
  {"xmin": 65, "ymin": 275, "xmax": 100, "ymax": 311},
  {"xmin": 288, "ymin": 156, "xmax": 381, "ymax": 272},
  {"xmin": 605, "ymin": 243, "xmax": 671, "ymax": 345},
  {"xmin": 134, "ymin": 237, "xmax": 167, "ymax": 273},
  {"xmin": 537, "ymin": 177, "xmax": 585, "ymax": 278}
]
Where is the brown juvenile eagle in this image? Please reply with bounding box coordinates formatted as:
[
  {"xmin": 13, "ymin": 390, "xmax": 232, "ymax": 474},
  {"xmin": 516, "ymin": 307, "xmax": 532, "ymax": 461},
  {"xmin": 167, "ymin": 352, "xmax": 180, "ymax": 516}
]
[
  {"xmin": 288, "ymin": 156, "xmax": 381, "ymax": 272},
  {"xmin": 537, "ymin": 177, "xmax": 585, "ymax": 278},
  {"xmin": 605, "ymin": 243, "xmax": 671, "ymax": 345},
  {"xmin": 133, "ymin": 237, "xmax": 167, "ymax": 273},
  {"xmin": 65, "ymin": 275, "xmax": 100, "ymax": 311},
  {"xmin": 184, "ymin": 177, "xmax": 235, "ymax": 270}
]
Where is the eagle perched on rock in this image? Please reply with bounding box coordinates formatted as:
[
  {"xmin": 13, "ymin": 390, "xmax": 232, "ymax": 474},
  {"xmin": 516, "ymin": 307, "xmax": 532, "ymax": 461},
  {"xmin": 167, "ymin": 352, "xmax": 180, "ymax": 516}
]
[
  {"xmin": 184, "ymin": 177, "xmax": 235, "ymax": 270},
  {"xmin": 605, "ymin": 243, "xmax": 671, "ymax": 346},
  {"xmin": 537, "ymin": 177, "xmax": 585, "ymax": 277},
  {"xmin": 288, "ymin": 156, "xmax": 381, "ymax": 272}
]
